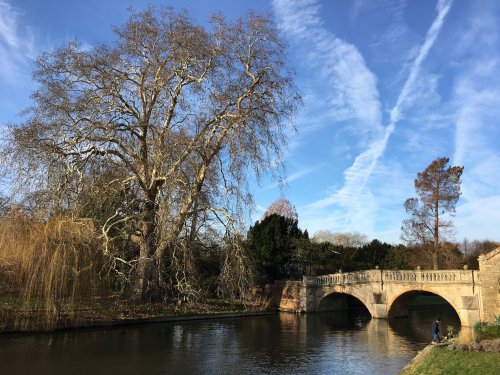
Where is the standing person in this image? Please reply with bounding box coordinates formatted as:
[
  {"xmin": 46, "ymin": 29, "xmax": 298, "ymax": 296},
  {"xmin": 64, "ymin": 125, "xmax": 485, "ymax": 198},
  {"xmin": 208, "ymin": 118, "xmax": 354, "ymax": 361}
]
[{"xmin": 432, "ymin": 316, "xmax": 441, "ymax": 343}]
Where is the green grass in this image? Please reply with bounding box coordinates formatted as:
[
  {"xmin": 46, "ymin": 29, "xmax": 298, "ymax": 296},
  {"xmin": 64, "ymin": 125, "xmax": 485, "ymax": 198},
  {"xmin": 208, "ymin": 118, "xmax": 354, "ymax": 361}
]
[{"xmin": 401, "ymin": 348, "xmax": 500, "ymax": 375}]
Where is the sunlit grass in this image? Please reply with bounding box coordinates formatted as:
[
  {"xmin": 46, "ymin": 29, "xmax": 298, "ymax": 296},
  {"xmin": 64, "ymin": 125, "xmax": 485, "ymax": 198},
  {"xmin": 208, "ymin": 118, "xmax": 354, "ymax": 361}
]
[{"xmin": 400, "ymin": 348, "xmax": 500, "ymax": 375}]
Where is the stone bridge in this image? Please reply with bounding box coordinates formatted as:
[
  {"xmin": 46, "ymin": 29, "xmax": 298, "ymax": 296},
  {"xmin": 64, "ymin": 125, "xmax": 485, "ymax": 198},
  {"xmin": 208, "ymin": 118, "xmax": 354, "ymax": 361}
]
[{"xmin": 275, "ymin": 247, "xmax": 499, "ymax": 327}]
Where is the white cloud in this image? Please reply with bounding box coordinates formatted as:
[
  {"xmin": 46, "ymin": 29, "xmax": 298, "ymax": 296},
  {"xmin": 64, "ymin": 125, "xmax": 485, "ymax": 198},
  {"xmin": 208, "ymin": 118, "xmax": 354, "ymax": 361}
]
[
  {"xmin": 453, "ymin": 79, "xmax": 500, "ymax": 202},
  {"xmin": 0, "ymin": 1, "xmax": 19, "ymax": 47},
  {"xmin": 308, "ymin": 125, "xmax": 392, "ymax": 211},
  {"xmin": 455, "ymin": 197, "xmax": 500, "ymax": 241},
  {"xmin": 291, "ymin": 0, "xmax": 453, "ymax": 235},
  {"xmin": 390, "ymin": 0, "xmax": 453, "ymax": 124},
  {"xmin": 262, "ymin": 164, "xmax": 323, "ymax": 191},
  {"xmin": 273, "ymin": 0, "xmax": 382, "ymax": 135},
  {"xmin": 0, "ymin": 1, "xmax": 36, "ymax": 83},
  {"xmin": 450, "ymin": 3, "xmax": 500, "ymax": 237}
]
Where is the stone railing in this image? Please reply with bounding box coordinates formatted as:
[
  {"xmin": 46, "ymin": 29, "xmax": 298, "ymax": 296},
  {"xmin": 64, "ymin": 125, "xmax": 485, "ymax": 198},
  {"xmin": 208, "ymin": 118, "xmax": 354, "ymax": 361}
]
[
  {"xmin": 303, "ymin": 270, "xmax": 378, "ymax": 286},
  {"xmin": 304, "ymin": 269, "xmax": 477, "ymax": 286},
  {"xmin": 384, "ymin": 270, "xmax": 476, "ymax": 284}
]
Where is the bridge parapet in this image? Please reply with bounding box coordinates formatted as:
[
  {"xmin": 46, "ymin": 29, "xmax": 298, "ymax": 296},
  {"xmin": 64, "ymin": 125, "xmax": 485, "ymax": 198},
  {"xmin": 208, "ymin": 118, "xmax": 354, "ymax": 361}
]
[
  {"xmin": 384, "ymin": 270, "xmax": 477, "ymax": 284},
  {"xmin": 304, "ymin": 269, "xmax": 478, "ymax": 287},
  {"xmin": 300, "ymin": 267, "xmax": 487, "ymax": 327},
  {"xmin": 303, "ymin": 270, "xmax": 379, "ymax": 286}
]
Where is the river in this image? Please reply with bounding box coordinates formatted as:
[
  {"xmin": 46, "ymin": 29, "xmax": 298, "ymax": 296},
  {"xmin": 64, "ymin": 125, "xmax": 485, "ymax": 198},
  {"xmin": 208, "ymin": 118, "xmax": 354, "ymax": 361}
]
[{"xmin": 0, "ymin": 303, "xmax": 460, "ymax": 375}]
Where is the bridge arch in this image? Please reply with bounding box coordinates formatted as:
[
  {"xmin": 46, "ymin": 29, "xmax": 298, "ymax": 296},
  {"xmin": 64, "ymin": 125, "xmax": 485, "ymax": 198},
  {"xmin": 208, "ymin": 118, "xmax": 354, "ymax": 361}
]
[
  {"xmin": 388, "ymin": 288, "xmax": 462, "ymax": 325},
  {"xmin": 319, "ymin": 290, "xmax": 375, "ymax": 317},
  {"xmin": 302, "ymin": 269, "xmax": 483, "ymax": 327}
]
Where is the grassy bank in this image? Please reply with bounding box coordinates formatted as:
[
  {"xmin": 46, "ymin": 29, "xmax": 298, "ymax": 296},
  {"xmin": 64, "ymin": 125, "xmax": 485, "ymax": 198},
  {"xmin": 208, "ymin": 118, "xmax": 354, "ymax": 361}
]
[{"xmin": 400, "ymin": 347, "xmax": 500, "ymax": 375}]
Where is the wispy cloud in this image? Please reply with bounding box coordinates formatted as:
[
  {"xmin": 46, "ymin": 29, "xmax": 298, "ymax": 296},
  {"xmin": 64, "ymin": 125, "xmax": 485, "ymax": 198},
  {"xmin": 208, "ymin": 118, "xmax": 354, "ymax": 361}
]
[
  {"xmin": 450, "ymin": 0, "xmax": 500, "ymax": 240},
  {"xmin": 273, "ymin": 0, "xmax": 382, "ymax": 136},
  {"xmin": 455, "ymin": 196, "xmax": 500, "ymax": 241},
  {"xmin": 390, "ymin": 0, "xmax": 454, "ymax": 124},
  {"xmin": 262, "ymin": 164, "xmax": 323, "ymax": 191},
  {"xmin": 308, "ymin": 127, "xmax": 391, "ymax": 210},
  {"xmin": 0, "ymin": 2, "xmax": 19, "ymax": 47},
  {"xmin": 300, "ymin": 154, "xmax": 413, "ymax": 237},
  {"xmin": 291, "ymin": 0, "xmax": 453, "ymax": 232},
  {"xmin": 453, "ymin": 78, "xmax": 500, "ymax": 201},
  {"xmin": 0, "ymin": 1, "xmax": 36, "ymax": 83}
]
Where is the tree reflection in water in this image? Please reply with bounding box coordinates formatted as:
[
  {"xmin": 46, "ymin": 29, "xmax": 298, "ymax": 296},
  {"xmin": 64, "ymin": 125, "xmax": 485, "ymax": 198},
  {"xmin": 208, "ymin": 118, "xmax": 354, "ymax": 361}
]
[{"xmin": 0, "ymin": 301, "xmax": 461, "ymax": 375}]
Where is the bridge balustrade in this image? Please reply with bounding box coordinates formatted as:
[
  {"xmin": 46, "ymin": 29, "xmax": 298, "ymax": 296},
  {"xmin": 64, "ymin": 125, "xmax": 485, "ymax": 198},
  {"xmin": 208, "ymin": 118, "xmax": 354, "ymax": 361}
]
[
  {"xmin": 303, "ymin": 269, "xmax": 477, "ymax": 286},
  {"xmin": 303, "ymin": 270, "xmax": 377, "ymax": 286},
  {"xmin": 419, "ymin": 270, "xmax": 474, "ymax": 283},
  {"xmin": 383, "ymin": 271, "xmax": 417, "ymax": 282}
]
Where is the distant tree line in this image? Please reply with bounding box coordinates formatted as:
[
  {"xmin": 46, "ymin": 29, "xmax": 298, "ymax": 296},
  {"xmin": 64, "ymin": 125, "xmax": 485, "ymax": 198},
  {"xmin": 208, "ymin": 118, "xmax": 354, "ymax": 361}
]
[
  {"xmin": 246, "ymin": 211, "xmax": 410, "ymax": 283},
  {"xmin": 246, "ymin": 198, "xmax": 498, "ymax": 284}
]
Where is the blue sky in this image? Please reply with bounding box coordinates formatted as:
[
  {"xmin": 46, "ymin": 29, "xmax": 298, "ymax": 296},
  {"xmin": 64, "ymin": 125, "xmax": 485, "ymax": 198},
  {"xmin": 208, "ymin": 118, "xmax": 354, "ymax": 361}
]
[{"xmin": 1, "ymin": 0, "xmax": 499, "ymax": 243}]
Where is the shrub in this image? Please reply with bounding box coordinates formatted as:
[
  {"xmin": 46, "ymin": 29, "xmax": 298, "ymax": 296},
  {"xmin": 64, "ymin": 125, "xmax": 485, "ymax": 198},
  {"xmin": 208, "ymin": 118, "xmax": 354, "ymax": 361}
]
[
  {"xmin": 474, "ymin": 316, "xmax": 500, "ymax": 341},
  {"xmin": 447, "ymin": 325, "xmax": 456, "ymax": 338}
]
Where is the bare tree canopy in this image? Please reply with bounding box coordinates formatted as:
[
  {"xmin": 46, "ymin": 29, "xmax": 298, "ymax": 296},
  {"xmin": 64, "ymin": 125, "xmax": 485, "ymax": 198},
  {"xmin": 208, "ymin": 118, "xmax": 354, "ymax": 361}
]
[
  {"xmin": 263, "ymin": 198, "xmax": 298, "ymax": 221},
  {"xmin": 3, "ymin": 8, "xmax": 300, "ymax": 301},
  {"xmin": 311, "ymin": 230, "xmax": 368, "ymax": 248},
  {"xmin": 401, "ymin": 157, "xmax": 464, "ymax": 270}
]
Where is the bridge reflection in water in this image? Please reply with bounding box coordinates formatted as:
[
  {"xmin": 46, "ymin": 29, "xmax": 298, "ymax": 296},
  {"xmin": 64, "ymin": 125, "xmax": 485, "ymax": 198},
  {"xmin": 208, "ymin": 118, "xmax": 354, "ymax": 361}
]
[{"xmin": 0, "ymin": 311, "xmax": 452, "ymax": 375}]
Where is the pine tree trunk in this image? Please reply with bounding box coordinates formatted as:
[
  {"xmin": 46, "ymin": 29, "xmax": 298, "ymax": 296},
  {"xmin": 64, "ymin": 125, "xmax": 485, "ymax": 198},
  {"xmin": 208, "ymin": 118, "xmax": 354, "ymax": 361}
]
[
  {"xmin": 432, "ymin": 247, "xmax": 439, "ymax": 270},
  {"xmin": 433, "ymin": 200, "xmax": 439, "ymax": 270}
]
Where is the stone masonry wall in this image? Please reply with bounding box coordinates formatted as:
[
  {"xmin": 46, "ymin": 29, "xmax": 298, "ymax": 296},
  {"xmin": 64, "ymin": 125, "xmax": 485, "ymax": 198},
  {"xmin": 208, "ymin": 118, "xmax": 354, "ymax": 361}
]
[
  {"xmin": 478, "ymin": 247, "xmax": 500, "ymax": 322},
  {"xmin": 267, "ymin": 281, "xmax": 302, "ymax": 311}
]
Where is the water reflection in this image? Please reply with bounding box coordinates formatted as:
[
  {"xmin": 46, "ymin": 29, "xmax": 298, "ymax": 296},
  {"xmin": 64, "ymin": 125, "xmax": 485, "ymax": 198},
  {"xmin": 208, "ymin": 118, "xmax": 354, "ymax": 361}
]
[
  {"xmin": 389, "ymin": 303, "xmax": 462, "ymax": 344},
  {"xmin": 0, "ymin": 308, "xmax": 461, "ymax": 375}
]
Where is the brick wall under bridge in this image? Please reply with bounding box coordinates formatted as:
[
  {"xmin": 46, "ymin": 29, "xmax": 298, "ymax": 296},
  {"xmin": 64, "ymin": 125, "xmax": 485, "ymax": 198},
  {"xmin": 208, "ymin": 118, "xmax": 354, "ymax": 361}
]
[{"xmin": 278, "ymin": 247, "xmax": 499, "ymax": 327}]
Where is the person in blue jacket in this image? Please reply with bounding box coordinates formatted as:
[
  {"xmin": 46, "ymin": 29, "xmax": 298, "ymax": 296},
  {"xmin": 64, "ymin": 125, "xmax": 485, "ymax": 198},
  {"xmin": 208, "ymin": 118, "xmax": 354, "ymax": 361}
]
[{"xmin": 432, "ymin": 316, "xmax": 441, "ymax": 343}]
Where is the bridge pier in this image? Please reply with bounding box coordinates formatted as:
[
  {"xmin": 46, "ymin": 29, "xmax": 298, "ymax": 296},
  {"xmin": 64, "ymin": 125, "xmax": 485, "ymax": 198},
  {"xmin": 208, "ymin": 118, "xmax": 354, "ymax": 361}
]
[{"xmin": 372, "ymin": 303, "xmax": 388, "ymax": 319}]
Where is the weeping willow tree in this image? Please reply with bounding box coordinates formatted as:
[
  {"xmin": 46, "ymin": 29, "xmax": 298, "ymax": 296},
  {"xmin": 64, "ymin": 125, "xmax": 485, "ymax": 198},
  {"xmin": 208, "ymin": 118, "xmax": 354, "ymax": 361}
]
[
  {"xmin": 2, "ymin": 7, "xmax": 300, "ymax": 302},
  {"xmin": 0, "ymin": 211, "xmax": 109, "ymax": 330}
]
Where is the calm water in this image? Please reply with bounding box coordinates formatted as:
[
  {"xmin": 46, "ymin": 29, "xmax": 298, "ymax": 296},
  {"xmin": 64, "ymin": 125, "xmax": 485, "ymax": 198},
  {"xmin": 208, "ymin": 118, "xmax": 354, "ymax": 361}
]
[{"xmin": 0, "ymin": 305, "xmax": 460, "ymax": 375}]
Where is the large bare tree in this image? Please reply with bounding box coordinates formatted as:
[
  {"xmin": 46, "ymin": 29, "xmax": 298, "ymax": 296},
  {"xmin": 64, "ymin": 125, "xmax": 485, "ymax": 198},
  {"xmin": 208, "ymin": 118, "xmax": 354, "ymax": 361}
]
[
  {"xmin": 401, "ymin": 157, "xmax": 464, "ymax": 270},
  {"xmin": 4, "ymin": 8, "xmax": 300, "ymax": 300},
  {"xmin": 311, "ymin": 230, "xmax": 368, "ymax": 247}
]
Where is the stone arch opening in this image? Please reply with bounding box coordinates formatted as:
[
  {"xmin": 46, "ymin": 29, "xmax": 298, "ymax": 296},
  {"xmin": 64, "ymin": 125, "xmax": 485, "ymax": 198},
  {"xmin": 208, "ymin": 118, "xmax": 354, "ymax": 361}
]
[
  {"xmin": 318, "ymin": 292, "xmax": 371, "ymax": 316},
  {"xmin": 388, "ymin": 290, "xmax": 462, "ymax": 342},
  {"xmin": 388, "ymin": 290, "xmax": 461, "ymax": 323}
]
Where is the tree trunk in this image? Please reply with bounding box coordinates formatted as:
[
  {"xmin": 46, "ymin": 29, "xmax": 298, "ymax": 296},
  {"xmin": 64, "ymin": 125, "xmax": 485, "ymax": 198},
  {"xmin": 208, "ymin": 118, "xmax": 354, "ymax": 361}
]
[
  {"xmin": 135, "ymin": 196, "xmax": 161, "ymax": 301},
  {"xmin": 433, "ymin": 199, "xmax": 439, "ymax": 270},
  {"xmin": 136, "ymin": 254, "xmax": 161, "ymax": 301},
  {"xmin": 432, "ymin": 246, "xmax": 439, "ymax": 270}
]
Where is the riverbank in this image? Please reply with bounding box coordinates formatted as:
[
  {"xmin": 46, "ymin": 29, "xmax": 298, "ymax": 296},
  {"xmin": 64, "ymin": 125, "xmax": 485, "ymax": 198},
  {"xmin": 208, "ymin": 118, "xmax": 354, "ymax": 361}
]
[
  {"xmin": 0, "ymin": 298, "xmax": 272, "ymax": 333},
  {"xmin": 399, "ymin": 344, "xmax": 500, "ymax": 375}
]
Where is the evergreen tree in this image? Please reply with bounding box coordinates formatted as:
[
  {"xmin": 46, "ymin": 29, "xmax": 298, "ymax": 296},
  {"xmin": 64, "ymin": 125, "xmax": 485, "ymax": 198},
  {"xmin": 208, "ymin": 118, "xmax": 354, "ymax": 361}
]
[{"xmin": 247, "ymin": 214, "xmax": 303, "ymax": 283}]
